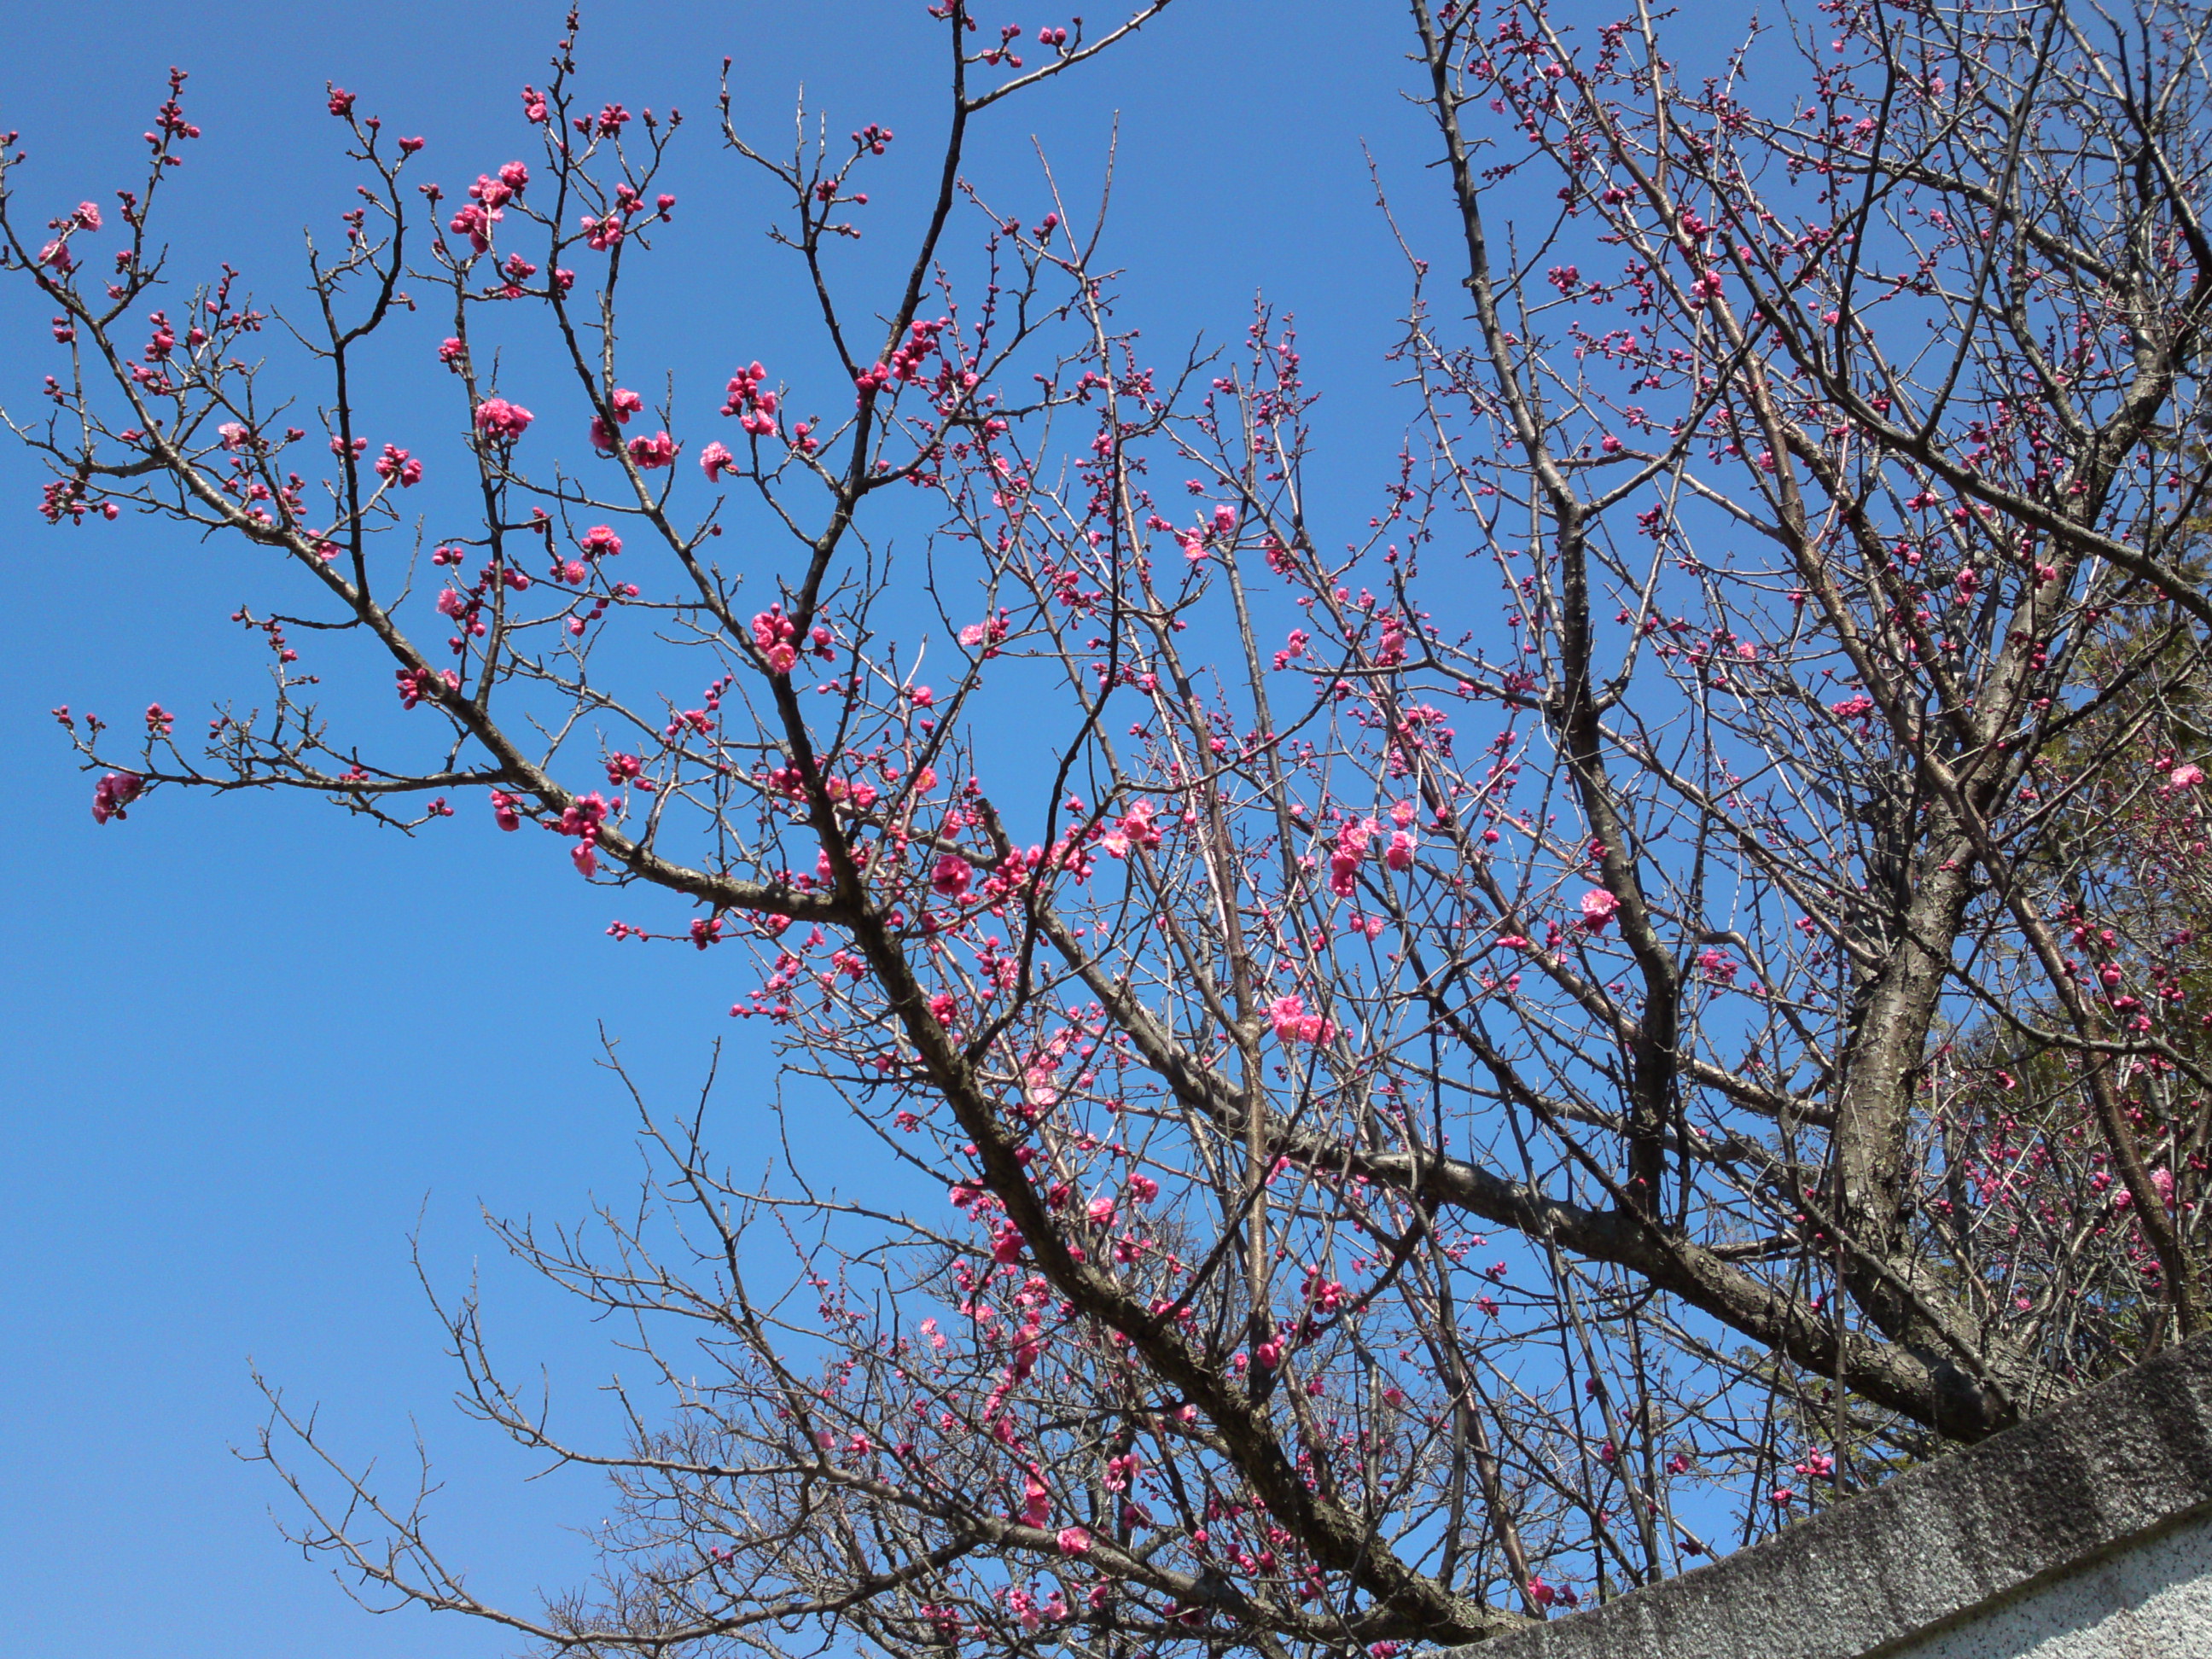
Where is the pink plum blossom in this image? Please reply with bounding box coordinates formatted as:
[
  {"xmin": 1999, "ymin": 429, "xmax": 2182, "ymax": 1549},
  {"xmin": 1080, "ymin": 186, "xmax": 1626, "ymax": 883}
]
[
  {"xmin": 627, "ymin": 430, "xmax": 676, "ymax": 469},
  {"xmin": 473, "ymin": 398, "xmax": 533, "ymax": 441},
  {"xmin": 90, "ymin": 771, "xmax": 143, "ymax": 824},
  {"xmin": 1019, "ymin": 1468, "xmax": 1051, "ymax": 1528}
]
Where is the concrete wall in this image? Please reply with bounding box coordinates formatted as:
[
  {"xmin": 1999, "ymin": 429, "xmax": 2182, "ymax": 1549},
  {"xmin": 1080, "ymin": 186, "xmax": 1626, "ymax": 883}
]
[
  {"xmin": 1428, "ymin": 1336, "xmax": 2212, "ymax": 1659},
  {"xmin": 1882, "ymin": 1509, "xmax": 2212, "ymax": 1659}
]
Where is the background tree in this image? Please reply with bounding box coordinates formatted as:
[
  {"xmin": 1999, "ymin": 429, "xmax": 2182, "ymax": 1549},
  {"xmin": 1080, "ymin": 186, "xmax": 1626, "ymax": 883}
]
[
  {"xmin": 11, "ymin": 0, "xmax": 2212, "ymax": 1651},
  {"xmin": 1934, "ymin": 564, "xmax": 2212, "ymax": 1378}
]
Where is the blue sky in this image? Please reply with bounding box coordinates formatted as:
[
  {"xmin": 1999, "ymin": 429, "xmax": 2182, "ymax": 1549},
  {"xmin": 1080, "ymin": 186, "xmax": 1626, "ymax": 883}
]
[{"xmin": 0, "ymin": 3, "xmax": 1738, "ymax": 1653}]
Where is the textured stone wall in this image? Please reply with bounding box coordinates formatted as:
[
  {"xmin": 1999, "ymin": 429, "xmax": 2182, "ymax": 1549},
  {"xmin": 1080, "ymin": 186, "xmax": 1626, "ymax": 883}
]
[
  {"xmin": 1426, "ymin": 1336, "xmax": 2212, "ymax": 1659},
  {"xmin": 1881, "ymin": 1510, "xmax": 2211, "ymax": 1659}
]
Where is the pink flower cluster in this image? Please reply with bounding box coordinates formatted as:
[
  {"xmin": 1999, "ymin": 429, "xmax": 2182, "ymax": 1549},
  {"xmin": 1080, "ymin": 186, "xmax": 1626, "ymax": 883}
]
[
  {"xmin": 1018, "ymin": 1466, "xmax": 1051, "ymax": 1527},
  {"xmin": 1385, "ymin": 800, "xmax": 1419, "ymax": 868},
  {"xmin": 38, "ymin": 201, "xmax": 104, "ymax": 273},
  {"xmin": 1005, "ymin": 1585, "xmax": 1067, "ymax": 1632},
  {"xmin": 38, "ymin": 478, "xmax": 117, "ymax": 524},
  {"xmin": 562, "ymin": 790, "xmax": 612, "ymax": 876},
  {"xmin": 583, "ymin": 386, "xmax": 672, "ymax": 466},
  {"xmin": 1098, "ymin": 798, "xmax": 1161, "ymax": 859},
  {"xmin": 372, "ymin": 444, "xmax": 422, "ymax": 486},
  {"xmin": 882, "ymin": 316, "xmax": 948, "ymax": 387},
  {"xmin": 578, "ymin": 181, "xmax": 646, "ymax": 252},
  {"xmin": 1268, "ymin": 993, "xmax": 1336, "ymax": 1045},
  {"xmin": 473, "ymin": 397, "xmax": 533, "ymax": 442},
  {"xmin": 1173, "ymin": 503, "xmax": 1240, "ymax": 564},
  {"xmin": 447, "ymin": 166, "xmax": 527, "ymax": 253},
  {"xmin": 1328, "ymin": 816, "xmax": 1380, "ymax": 897},
  {"xmin": 591, "ymin": 387, "xmax": 646, "ymax": 453},
  {"xmin": 958, "ymin": 610, "xmax": 1012, "ymax": 655},
  {"xmin": 752, "ymin": 608, "xmax": 800, "ymax": 674},
  {"xmin": 722, "ymin": 361, "xmax": 779, "ymax": 437},
  {"xmin": 90, "ymin": 771, "xmax": 143, "ymax": 824},
  {"xmin": 604, "ymin": 752, "xmax": 652, "ymax": 792},
  {"xmin": 395, "ymin": 665, "xmax": 459, "ymax": 709},
  {"xmin": 2111, "ymin": 1167, "xmax": 2176, "ymax": 1212}
]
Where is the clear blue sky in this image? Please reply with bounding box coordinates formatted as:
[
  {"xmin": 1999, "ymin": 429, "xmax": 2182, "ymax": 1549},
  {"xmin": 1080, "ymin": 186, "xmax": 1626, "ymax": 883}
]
[{"xmin": 0, "ymin": 3, "xmax": 1726, "ymax": 1654}]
